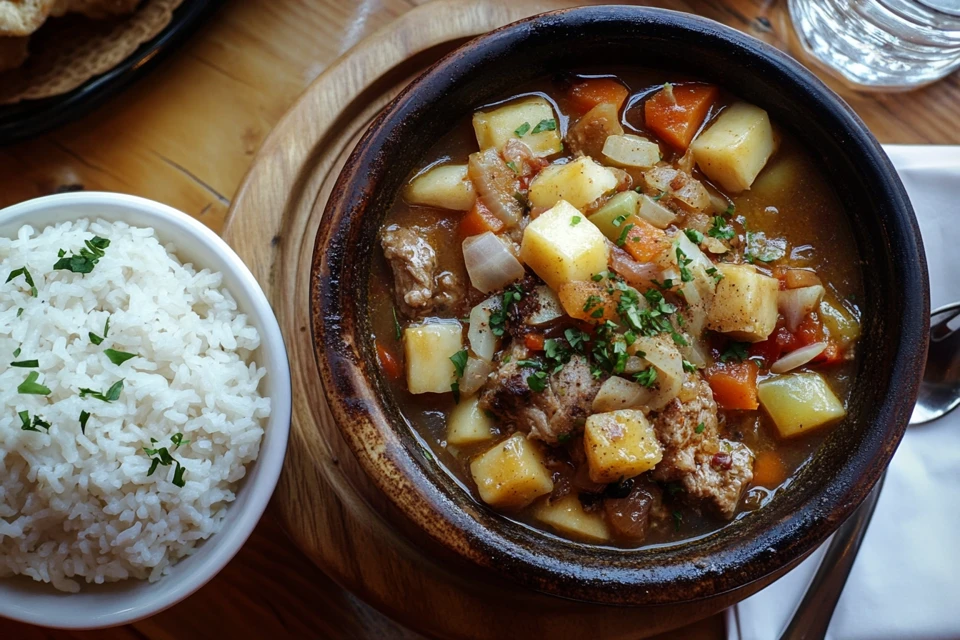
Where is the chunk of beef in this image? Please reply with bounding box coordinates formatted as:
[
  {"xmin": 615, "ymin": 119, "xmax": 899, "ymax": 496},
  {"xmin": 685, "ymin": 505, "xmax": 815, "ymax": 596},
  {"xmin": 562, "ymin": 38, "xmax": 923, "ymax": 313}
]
[
  {"xmin": 479, "ymin": 343, "xmax": 602, "ymax": 445},
  {"xmin": 650, "ymin": 374, "xmax": 754, "ymax": 518},
  {"xmin": 381, "ymin": 226, "xmax": 463, "ymax": 319}
]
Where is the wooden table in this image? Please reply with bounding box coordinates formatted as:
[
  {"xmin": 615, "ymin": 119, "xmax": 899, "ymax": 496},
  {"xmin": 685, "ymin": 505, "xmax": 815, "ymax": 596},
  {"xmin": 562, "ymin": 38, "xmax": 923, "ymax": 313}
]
[{"xmin": 1, "ymin": 1, "xmax": 956, "ymax": 638}]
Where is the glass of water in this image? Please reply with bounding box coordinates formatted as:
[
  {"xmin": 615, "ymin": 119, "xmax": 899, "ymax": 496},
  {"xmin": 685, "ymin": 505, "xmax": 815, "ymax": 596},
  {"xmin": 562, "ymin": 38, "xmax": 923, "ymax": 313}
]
[{"xmin": 788, "ymin": 0, "xmax": 960, "ymax": 91}]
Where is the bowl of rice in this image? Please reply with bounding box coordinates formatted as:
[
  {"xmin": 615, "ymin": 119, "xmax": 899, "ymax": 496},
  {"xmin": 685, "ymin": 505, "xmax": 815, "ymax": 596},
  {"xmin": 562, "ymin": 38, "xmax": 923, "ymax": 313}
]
[{"xmin": 0, "ymin": 192, "xmax": 291, "ymax": 629}]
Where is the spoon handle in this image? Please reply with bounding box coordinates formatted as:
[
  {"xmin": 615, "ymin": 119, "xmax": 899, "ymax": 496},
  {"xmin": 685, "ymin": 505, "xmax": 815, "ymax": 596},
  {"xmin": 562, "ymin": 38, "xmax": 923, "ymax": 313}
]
[{"xmin": 778, "ymin": 473, "xmax": 886, "ymax": 640}]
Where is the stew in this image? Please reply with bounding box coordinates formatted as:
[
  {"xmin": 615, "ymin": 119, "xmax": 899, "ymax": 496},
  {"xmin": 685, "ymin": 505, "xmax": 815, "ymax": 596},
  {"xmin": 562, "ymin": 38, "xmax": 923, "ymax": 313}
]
[{"xmin": 369, "ymin": 70, "xmax": 862, "ymax": 547}]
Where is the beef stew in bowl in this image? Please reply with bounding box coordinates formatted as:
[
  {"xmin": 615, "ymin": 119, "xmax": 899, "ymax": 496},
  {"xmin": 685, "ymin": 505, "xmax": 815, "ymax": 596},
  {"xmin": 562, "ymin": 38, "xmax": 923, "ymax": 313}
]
[{"xmin": 371, "ymin": 71, "xmax": 863, "ymax": 548}]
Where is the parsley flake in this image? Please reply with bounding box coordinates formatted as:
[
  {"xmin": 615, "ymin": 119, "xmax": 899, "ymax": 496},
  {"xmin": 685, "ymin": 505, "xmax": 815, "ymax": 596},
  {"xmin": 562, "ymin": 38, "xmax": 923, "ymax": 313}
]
[
  {"xmin": 720, "ymin": 342, "xmax": 750, "ymax": 363},
  {"xmin": 10, "ymin": 359, "xmax": 38, "ymax": 368},
  {"xmin": 79, "ymin": 410, "xmax": 91, "ymax": 435},
  {"xmin": 695, "ymin": 422, "xmax": 706, "ymax": 434},
  {"xmin": 571, "ymin": 215, "xmax": 582, "ymax": 226},
  {"xmin": 79, "ymin": 379, "xmax": 124, "ymax": 403},
  {"xmin": 531, "ymin": 118, "xmax": 557, "ymax": 134},
  {"xmin": 53, "ymin": 236, "xmax": 110, "ymax": 274},
  {"xmin": 634, "ymin": 368, "xmax": 658, "ymax": 388},
  {"xmin": 6, "ymin": 267, "xmax": 37, "ymax": 297},
  {"xmin": 104, "ymin": 349, "xmax": 137, "ymax": 366},
  {"xmin": 708, "ymin": 216, "xmax": 735, "ymax": 240},
  {"xmin": 514, "ymin": 122, "xmax": 531, "ymax": 137},
  {"xmin": 17, "ymin": 371, "xmax": 50, "ymax": 395}
]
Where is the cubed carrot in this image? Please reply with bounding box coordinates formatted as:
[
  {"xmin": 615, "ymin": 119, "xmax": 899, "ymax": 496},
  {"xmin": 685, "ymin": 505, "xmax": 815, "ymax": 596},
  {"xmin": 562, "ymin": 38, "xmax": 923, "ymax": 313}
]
[
  {"xmin": 618, "ymin": 215, "xmax": 671, "ymax": 263},
  {"xmin": 524, "ymin": 333, "xmax": 546, "ymax": 351},
  {"xmin": 752, "ymin": 450, "xmax": 787, "ymax": 488},
  {"xmin": 644, "ymin": 83, "xmax": 719, "ymax": 150},
  {"xmin": 376, "ymin": 340, "xmax": 403, "ymax": 380},
  {"xmin": 557, "ymin": 281, "xmax": 619, "ymax": 324},
  {"xmin": 568, "ymin": 78, "xmax": 630, "ymax": 117},
  {"xmin": 705, "ymin": 360, "xmax": 759, "ymax": 410},
  {"xmin": 459, "ymin": 200, "xmax": 504, "ymax": 238}
]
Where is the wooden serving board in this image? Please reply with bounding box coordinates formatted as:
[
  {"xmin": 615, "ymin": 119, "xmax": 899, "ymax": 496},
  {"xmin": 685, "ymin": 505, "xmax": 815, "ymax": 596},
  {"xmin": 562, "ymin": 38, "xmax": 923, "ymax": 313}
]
[{"xmin": 219, "ymin": 1, "xmax": 838, "ymax": 637}]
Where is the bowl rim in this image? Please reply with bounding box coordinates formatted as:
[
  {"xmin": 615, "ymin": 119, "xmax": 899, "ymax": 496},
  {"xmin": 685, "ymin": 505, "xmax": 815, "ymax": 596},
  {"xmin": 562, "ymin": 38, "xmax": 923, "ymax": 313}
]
[
  {"xmin": 0, "ymin": 192, "xmax": 292, "ymax": 629},
  {"xmin": 312, "ymin": 6, "xmax": 928, "ymax": 605}
]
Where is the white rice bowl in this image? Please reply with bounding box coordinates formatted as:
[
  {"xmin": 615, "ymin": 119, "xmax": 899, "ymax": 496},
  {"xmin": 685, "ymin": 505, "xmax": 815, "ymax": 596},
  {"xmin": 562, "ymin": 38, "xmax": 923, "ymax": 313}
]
[{"xmin": 0, "ymin": 218, "xmax": 271, "ymax": 593}]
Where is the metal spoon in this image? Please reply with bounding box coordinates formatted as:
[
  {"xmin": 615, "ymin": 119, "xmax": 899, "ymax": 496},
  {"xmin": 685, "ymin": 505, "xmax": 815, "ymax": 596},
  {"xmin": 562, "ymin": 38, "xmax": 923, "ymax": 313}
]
[{"xmin": 780, "ymin": 300, "xmax": 960, "ymax": 640}]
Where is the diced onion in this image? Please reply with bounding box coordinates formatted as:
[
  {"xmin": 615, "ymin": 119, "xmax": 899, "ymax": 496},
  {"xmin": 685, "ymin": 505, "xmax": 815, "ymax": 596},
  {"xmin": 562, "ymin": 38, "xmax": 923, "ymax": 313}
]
[
  {"xmin": 592, "ymin": 376, "xmax": 653, "ymax": 413},
  {"xmin": 632, "ymin": 335, "xmax": 684, "ymax": 411},
  {"xmin": 608, "ymin": 241, "xmax": 660, "ymax": 289},
  {"xmin": 460, "ymin": 357, "xmax": 495, "ymax": 396},
  {"xmin": 468, "ymin": 296, "xmax": 500, "ymax": 361},
  {"xmin": 636, "ymin": 194, "xmax": 677, "ymax": 229},
  {"xmin": 680, "ymin": 339, "xmax": 708, "ymax": 368},
  {"xmin": 771, "ymin": 342, "xmax": 826, "ymax": 374},
  {"xmin": 674, "ymin": 231, "xmax": 714, "ymax": 272},
  {"xmin": 624, "ymin": 356, "xmax": 646, "ymax": 374},
  {"xmin": 462, "ymin": 232, "xmax": 526, "ymax": 293},
  {"xmin": 526, "ymin": 286, "xmax": 565, "ymax": 325},
  {"xmin": 602, "ymin": 134, "xmax": 661, "ymax": 169},
  {"xmin": 778, "ymin": 285, "xmax": 825, "ymax": 332}
]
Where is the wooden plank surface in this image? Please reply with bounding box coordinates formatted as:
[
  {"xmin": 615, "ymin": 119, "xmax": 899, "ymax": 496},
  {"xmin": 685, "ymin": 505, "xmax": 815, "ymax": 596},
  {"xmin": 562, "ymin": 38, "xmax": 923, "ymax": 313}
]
[{"xmin": 0, "ymin": 0, "xmax": 955, "ymax": 637}]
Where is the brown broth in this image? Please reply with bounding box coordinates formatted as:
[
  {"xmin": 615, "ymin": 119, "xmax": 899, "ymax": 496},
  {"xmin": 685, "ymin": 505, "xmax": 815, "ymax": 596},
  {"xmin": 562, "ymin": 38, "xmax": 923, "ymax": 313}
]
[{"xmin": 367, "ymin": 69, "xmax": 863, "ymax": 548}]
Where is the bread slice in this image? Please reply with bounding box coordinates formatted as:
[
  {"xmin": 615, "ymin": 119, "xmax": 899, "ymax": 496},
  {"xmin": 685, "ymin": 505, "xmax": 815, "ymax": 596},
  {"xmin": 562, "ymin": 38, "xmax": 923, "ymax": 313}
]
[
  {"xmin": 51, "ymin": 0, "xmax": 139, "ymax": 19},
  {"xmin": 0, "ymin": 0, "xmax": 55, "ymax": 36},
  {"xmin": 0, "ymin": 35, "xmax": 28, "ymax": 71}
]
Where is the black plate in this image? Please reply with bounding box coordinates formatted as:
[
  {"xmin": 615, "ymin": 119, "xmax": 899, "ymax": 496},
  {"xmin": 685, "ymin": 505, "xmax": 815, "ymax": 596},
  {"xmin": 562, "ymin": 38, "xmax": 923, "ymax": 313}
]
[{"xmin": 0, "ymin": 0, "xmax": 226, "ymax": 146}]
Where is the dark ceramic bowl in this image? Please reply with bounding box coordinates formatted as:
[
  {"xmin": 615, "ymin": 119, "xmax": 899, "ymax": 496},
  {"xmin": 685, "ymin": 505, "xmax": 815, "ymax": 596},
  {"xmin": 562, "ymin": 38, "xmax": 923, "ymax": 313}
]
[{"xmin": 311, "ymin": 6, "xmax": 928, "ymax": 606}]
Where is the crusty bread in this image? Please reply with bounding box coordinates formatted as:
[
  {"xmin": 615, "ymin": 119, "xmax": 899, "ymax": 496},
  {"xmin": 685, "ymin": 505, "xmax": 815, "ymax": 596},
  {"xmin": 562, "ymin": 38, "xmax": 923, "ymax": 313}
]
[
  {"xmin": 0, "ymin": 35, "xmax": 28, "ymax": 71},
  {"xmin": 0, "ymin": 0, "xmax": 56, "ymax": 36},
  {"xmin": 51, "ymin": 0, "xmax": 139, "ymax": 19}
]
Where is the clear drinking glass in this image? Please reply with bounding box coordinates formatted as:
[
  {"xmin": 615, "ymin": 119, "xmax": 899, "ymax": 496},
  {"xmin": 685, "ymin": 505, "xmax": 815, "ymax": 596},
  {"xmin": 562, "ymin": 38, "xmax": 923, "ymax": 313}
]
[{"xmin": 788, "ymin": 0, "xmax": 960, "ymax": 91}]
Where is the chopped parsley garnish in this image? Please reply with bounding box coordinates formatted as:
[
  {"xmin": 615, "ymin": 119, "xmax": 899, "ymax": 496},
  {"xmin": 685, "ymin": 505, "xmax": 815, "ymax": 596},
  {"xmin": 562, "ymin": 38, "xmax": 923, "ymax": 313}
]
[
  {"xmin": 583, "ymin": 295, "xmax": 603, "ymax": 313},
  {"xmin": 705, "ymin": 266, "xmax": 724, "ymax": 283},
  {"xmin": 104, "ymin": 349, "xmax": 137, "ymax": 366},
  {"xmin": 80, "ymin": 379, "xmax": 124, "ymax": 403},
  {"xmin": 490, "ymin": 286, "xmax": 523, "ymax": 337},
  {"xmin": 18, "ymin": 410, "xmax": 50, "ymax": 433},
  {"xmin": 527, "ymin": 370, "xmax": 548, "ymax": 392},
  {"xmin": 672, "ymin": 510, "xmax": 683, "ymax": 531},
  {"xmin": 616, "ymin": 223, "xmax": 635, "ymax": 247},
  {"xmin": 591, "ymin": 271, "xmax": 609, "ymax": 282},
  {"xmin": 725, "ymin": 203, "xmax": 736, "ymax": 215},
  {"xmin": 513, "ymin": 191, "xmax": 530, "ymax": 212},
  {"xmin": 506, "ymin": 160, "xmax": 519, "ymax": 174},
  {"xmin": 170, "ymin": 432, "xmax": 189, "ymax": 449},
  {"xmin": 675, "ymin": 247, "xmax": 694, "ymax": 283},
  {"xmin": 571, "ymin": 215, "xmax": 582, "ymax": 226},
  {"xmin": 144, "ymin": 435, "xmax": 187, "ymax": 488},
  {"xmin": 557, "ymin": 432, "xmax": 573, "ymax": 444},
  {"xmin": 17, "ymin": 371, "xmax": 50, "ymax": 395},
  {"xmin": 684, "ymin": 229, "xmax": 704, "ymax": 244},
  {"xmin": 744, "ymin": 230, "xmax": 787, "ymax": 264},
  {"xmin": 10, "ymin": 359, "xmax": 38, "ymax": 368},
  {"xmin": 450, "ymin": 349, "xmax": 468, "ymax": 404},
  {"xmin": 611, "ymin": 214, "xmax": 629, "ymax": 228},
  {"xmin": 12, "ymin": 347, "xmax": 20, "ymax": 357},
  {"xmin": 682, "ymin": 359, "xmax": 697, "ymax": 373},
  {"xmin": 720, "ymin": 341, "xmax": 750, "ymax": 363},
  {"xmin": 708, "ymin": 216, "xmax": 735, "ymax": 240},
  {"xmin": 89, "ymin": 332, "xmax": 104, "ymax": 345},
  {"xmin": 6, "ymin": 267, "xmax": 37, "ymax": 297},
  {"xmin": 651, "ymin": 191, "xmax": 666, "ymax": 201},
  {"xmin": 16, "ymin": 308, "xmax": 23, "ymax": 317},
  {"xmin": 695, "ymin": 422, "xmax": 706, "ymax": 434},
  {"xmin": 79, "ymin": 410, "xmax": 90, "ymax": 435},
  {"xmin": 104, "ymin": 317, "xmax": 111, "ymax": 338},
  {"xmin": 392, "ymin": 307, "xmax": 402, "ymax": 341},
  {"xmin": 514, "ymin": 122, "xmax": 531, "ymax": 137},
  {"xmin": 53, "ymin": 236, "xmax": 110, "ymax": 274},
  {"xmin": 531, "ymin": 118, "xmax": 557, "ymax": 134},
  {"xmin": 634, "ymin": 368, "xmax": 658, "ymax": 388}
]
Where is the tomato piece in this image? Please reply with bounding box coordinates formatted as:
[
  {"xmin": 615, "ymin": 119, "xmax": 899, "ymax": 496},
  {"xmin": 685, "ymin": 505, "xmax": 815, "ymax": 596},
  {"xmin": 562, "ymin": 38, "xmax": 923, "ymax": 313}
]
[
  {"xmin": 811, "ymin": 340, "xmax": 845, "ymax": 365},
  {"xmin": 644, "ymin": 83, "xmax": 719, "ymax": 150},
  {"xmin": 795, "ymin": 313, "xmax": 824, "ymax": 346},
  {"xmin": 567, "ymin": 78, "xmax": 630, "ymax": 117},
  {"xmin": 524, "ymin": 333, "xmax": 546, "ymax": 351},
  {"xmin": 706, "ymin": 360, "xmax": 759, "ymax": 410},
  {"xmin": 458, "ymin": 200, "xmax": 504, "ymax": 238},
  {"xmin": 748, "ymin": 338, "xmax": 781, "ymax": 370},
  {"xmin": 376, "ymin": 340, "xmax": 403, "ymax": 380},
  {"xmin": 774, "ymin": 325, "xmax": 801, "ymax": 353}
]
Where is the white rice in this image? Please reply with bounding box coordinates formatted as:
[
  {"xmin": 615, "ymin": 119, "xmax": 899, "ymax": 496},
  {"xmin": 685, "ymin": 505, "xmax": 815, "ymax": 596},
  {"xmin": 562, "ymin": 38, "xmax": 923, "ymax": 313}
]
[{"xmin": 0, "ymin": 219, "xmax": 270, "ymax": 592}]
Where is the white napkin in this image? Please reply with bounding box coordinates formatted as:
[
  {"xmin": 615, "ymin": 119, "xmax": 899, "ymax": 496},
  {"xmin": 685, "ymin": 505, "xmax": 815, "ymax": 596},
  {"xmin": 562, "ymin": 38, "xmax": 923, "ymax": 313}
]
[{"xmin": 726, "ymin": 145, "xmax": 960, "ymax": 640}]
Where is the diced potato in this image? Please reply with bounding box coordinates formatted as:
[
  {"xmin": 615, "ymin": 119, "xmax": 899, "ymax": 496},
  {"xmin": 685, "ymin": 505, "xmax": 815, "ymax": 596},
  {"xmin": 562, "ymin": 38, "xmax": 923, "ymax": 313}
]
[
  {"xmin": 533, "ymin": 494, "xmax": 610, "ymax": 543},
  {"xmin": 519, "ymin": 200, "xmax": 609, "ymax": 290},
  {"xmin": 757, "ymin": 373, "xmax": 847, "ymax": 438},
  {"xmin": 602, "ymin": 134, "xmax": 662, "ymax": 168},
  {"xmin": 404, "ymin": 322, "xmax": 463, "ymax": 394},
  {"xmin": 592, "ymin": 376, "xmax": 654, "ymax": 413},
  {"xmin": 589, "ymin": 191, "xmax": 640, "ymax": 240},
  {"xmin": 472, "ymin": 97, "xmax": 562, "ymax": 157},
  {"xmin": 706, "ymin": 263, "xmax": 779, "ymax": 342},
  {"xmin": 583, "ymin": 410, "xmax": 663, "ymax": 484},
  {"xmin": 403, "ymin": 164, "xmax": 476, "ymax": 210},
  {"xmin": 447, "ymin": 395, "xmax": 496, "ymax": 447},
  {"xmin": 557, "ymin": 280, "xmax": 619, "ymax": 323},
  {"xmin": 528, "ymin": 157, "xmax": 620, "ymax": 210},
  {"xmin": 691, "ymin": 102, "xmax": 775, "ymax": 193},
  {"xmin": 470, "ymin": 434, "xmax": 554, "ymax": 509},
  {"xmin": 820, "ymin": 296, "xmax": 861, "ymax": 347},
  {"xmin": 631, "ymin": 335, "xmax": 684, "ymax": 411}
]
